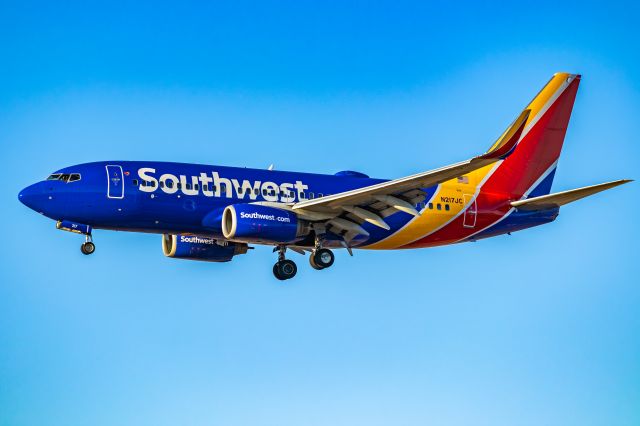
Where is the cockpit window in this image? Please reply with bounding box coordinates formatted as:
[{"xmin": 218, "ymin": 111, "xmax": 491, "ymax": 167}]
[{"xmin": 46, "ymin": 173, "xmax": 81, "ymax": 183}]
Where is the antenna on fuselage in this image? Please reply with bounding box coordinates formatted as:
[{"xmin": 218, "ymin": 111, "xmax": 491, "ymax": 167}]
[{"xmin": 267, "ymin": 164, "xmax": 275, "ymax": 171}]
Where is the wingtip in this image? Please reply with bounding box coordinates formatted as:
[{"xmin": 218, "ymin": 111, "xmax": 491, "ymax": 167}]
[
  {"xmin": 554, "ymin": 72, "xmax": 581, "ymax": 79},
  {"xmin": 479, "ymin": 108, "xmax": 530, "ymax": 161}
]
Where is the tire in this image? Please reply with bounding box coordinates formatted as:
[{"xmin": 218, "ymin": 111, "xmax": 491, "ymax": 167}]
[
  {"xmin": 276, "ymin": 259, "xmax": 297, "ymax": 280},
  {"xmin": 309, "ymin": 255, "xmax": 324, "ymax": 270},
  {"xmin": 273, "ymin": 263, "xmax": 285, "ymax": 280},
  {"xmin": 81, "ymin": 242, "xmax": 95, "ymax": 255},
  {"xmin": 312, "ymin": 248, "xmax": 334, "ymax": 269}
]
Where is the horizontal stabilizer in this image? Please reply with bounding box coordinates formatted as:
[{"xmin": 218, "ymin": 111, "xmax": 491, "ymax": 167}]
[{"xmin": 511, "ymin": 179, "xmax": 632, "ymax": 211}]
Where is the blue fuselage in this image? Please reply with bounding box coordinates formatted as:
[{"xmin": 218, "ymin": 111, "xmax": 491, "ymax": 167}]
[
  {"xmin": 19, "ymin": 161, "xmax": 386, "ymax": 237},
  {"xmin": 18, "ymin": 160, "xmax": 559, "ymax": 249}
]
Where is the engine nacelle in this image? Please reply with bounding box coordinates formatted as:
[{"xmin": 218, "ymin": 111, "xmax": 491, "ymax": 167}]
[
  {"xmin": 162, "ymin": 234, "xmax": 248, "ymax": 262},
  {"xmin": 222, "ymin": 204, "xmax": 308, "ymax": 244}
]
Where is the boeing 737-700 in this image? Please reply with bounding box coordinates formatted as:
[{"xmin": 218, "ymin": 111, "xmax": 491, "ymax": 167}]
[{"xmin": 18, "ymin": 73, "xmax": 631, "ymax": 279}]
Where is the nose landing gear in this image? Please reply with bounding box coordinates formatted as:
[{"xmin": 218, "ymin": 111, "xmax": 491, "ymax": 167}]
[
  {"xmin": 81, "ymin": 235, "xmax": 96, "ymax": 255},
  {"xmin": 56, "ymin": 220, "xmax": 95, "ymax": 256},
  {"xmin": 273, "ymin": 245, "xmax": 297, "ymax": 280}
]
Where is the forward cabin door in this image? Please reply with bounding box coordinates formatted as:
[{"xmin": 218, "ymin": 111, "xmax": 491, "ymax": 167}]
[
  {"xmin": 463, "ymin": 194, "xmax": 477, "ymax": 228},
  {"xmin": 106, "ymin": 165, "xmax": 125, "ymax": 199}
]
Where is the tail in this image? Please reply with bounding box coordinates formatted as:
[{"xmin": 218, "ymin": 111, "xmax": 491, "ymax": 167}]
[{"xmin": 484, "ymin": 73, "xmax": 581, "ymax": 198}]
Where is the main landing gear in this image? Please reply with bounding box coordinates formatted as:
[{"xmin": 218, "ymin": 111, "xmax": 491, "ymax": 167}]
[
  {"xmin": 273, "ymin": 245, "xmax": 297, "ymax": 281},
  {"xmin": 272, "ymin": 240, "xmax": 336, "ymax": 280},
  {"xmin": 309, "ymin": 248, "xmax": 335, "ymax": 270},
  {"xmin": 309, "ymin": 235, "xmax": 335, "ymax": 271},
  {"xmin": 81, "ymin": 235, "xmax": 96, "ymax": 255}
]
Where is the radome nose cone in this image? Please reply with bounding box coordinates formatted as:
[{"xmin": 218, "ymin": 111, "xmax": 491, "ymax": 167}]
[{"xmin": 18, "ymin": 183, "xmax": 42, "ymax": 211}]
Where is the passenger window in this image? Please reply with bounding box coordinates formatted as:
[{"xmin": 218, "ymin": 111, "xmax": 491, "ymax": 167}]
[
  {"xmin": 166, "ymin": 181, "xmax": 173, "ymax": 188},
  {"xmin": 186, "ymin": 183, "xmax": 192, "ymax": 190},
  {"xmin": 255, "ymin": 188, "xmax": 260, "ymax": 195},
  {"xmin": 262, "ymin": 189, "xmax": 268, "ymax": 195},
  {"xmin": 194, "ymin": 184, "xmax": 199, "ymax": 190},
  {"xmin": 177, "ymin": 183, "xmax": 182, "ymax": 189},
  {"xmin": 309, "ymin": 192, "xmax": 314, "ymax": 199},
  {"xmin": 159, "ymin": 181, "xmax": 165, "ymax": 188},
  {"xmin": 445, "ymin": 204, "xmax": 450, "ymax": 211},
  {"xmin": 318, "ymin": 193, "xmax": 323, "ymax": 198},
  {"xmin": 300, "ymin": 193, "xmax": 306, "ymax": 199},
  {"xmin": 132, "ymin": 179, "xmax": 139, "ymax": 186},
  {"xmin": 437, "ymin": 203, "xmax": 442, "ymax": 210},
  {"xmin": 428, "ymin": 203, "xmax": 433, "ymax": 209}
]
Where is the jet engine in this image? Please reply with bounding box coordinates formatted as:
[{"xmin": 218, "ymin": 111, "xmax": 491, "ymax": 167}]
[
  {"xmin": 221, "ymin": 204, "xmax": 309, "ymax": 244},
  {"xmin": 162, "ymin": 234, "xmax": 249, "ymax": 262}
]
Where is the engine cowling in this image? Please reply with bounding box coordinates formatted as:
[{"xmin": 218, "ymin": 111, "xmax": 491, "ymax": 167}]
[
  {"xmin": 162, "ymin": 234, "xmax": 249, "ymax": 262},
  {"xmin": 222, "ymin": 204, "xmax": 308, "ymax": 244}
]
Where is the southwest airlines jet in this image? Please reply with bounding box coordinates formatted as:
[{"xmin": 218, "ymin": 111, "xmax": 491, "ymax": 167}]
[{"xmin": 18, "ymin": 73, "xmax": 631, "ymax": 280}]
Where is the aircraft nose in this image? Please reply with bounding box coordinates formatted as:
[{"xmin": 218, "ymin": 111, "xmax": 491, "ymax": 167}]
[{"xmin": 18, "ymin": 182, "xmax": 45, "ymax": 212}]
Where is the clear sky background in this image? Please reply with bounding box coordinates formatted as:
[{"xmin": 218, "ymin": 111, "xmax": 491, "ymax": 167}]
[{"xmin": 1, "ymin": 1, "xmax": 639, "ymax": 425}]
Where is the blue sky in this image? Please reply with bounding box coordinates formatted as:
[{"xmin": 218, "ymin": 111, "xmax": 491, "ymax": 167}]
[{"xmin": 1, "ymin": 1, "xmax": 639, "ymax": 425}]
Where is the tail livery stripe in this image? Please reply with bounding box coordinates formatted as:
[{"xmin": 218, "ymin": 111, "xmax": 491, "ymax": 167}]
[{"xmin": 397, "ymin": 73, "xmax": 580, "ymax": 249}]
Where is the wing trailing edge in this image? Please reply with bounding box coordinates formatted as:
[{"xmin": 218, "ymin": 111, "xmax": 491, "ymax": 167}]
[
  {"xmin": 511, "ymin": 179, "xmax": 632, "ymax": 211},
  {"xmin": 292, "ymin": 108, "xmax": 528, "ymax": 213}
]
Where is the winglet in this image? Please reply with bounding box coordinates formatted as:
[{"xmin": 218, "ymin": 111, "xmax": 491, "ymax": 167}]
[
  {"xmin": 477, "ymin": 108, "xmax": 531, "ymax": 161},
  {"xmin": 511, "ymin": 179, "xmax": 632, "ymax": 210}
]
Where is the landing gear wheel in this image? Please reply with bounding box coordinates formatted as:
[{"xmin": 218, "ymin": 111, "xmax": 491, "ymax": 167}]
[
  {"xmin": 81, "ymin": 241, "xmax": 95, "ymax": 255},
  {"xmin": 273, "ymin": 259, "xmax": 297, "ymax": 280},
  {"xmin": 311, "ymin": 248, "xmax": 334, "ymax": 269}
]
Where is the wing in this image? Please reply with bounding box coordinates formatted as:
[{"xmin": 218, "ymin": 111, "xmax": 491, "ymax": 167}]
[{"xmin": 289, "ymin": 109, "xmax": 530, "ymax": 238}]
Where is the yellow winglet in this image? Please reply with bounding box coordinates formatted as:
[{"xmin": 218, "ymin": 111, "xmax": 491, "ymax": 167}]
[{"xmin": 479, "ymin": 108, "xmax": 531, "ymax": 160}]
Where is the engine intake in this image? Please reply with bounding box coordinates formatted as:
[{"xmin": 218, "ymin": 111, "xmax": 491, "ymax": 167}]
[
  {"xmin": 162, "ymin": 234, "xmax": 248, "ymax": 262},
  {"xmin": 222, "ymin": 204, "xmax": 308, "ymax": 244}
]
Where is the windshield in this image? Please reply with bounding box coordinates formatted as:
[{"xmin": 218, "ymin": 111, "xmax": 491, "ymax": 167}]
[{"xmin": 46, "ymin": 173, "xmax": 81, "ymax": 183}]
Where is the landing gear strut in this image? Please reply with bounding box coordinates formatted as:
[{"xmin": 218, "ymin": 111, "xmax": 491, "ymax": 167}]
[
  {"xmin": 81, "ymin": 235, "xmax": 95, "ymax": 255},
  {"xmin": 273, "ymin": 245, "xmax": 297, "ymax": 280}
]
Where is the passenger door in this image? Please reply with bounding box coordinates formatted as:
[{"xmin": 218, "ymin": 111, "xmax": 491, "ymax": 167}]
[
  {"xmin": 106, "ymin": 165, "xmax": 124, "ymax": 199},
  {"xmin": 463, "ymin": 194, "xmax": 477, "ymax": 228}
]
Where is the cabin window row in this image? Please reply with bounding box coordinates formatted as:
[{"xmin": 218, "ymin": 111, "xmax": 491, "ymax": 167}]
[
  {"xmin": 418, "ymin": 201, "xmax": 450, "ymax": 211},
  {"xmin": 131, "ymin": 179, "xmax": 327, "ymax": 199}
]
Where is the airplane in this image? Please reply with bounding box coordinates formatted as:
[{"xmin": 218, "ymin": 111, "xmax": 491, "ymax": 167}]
[{"xmin": 18, "ymin": 73, "xmax": 632, "ymax": 280}]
